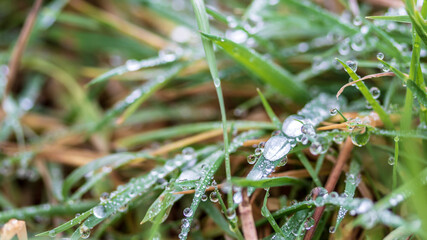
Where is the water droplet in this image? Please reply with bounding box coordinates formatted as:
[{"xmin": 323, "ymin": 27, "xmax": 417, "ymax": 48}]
[
  {"xmin": 201, "ymin": 194, "xmax": 208, "ymax": 202},
  {"xmin": 330, "ymin": 108, "xmax": 337, "ymax": 116},
  {"xmin": 330, "ymin": 192, "xmax": 338, "ymax": 198},
  {"xmin": 301, "ymin": 136, "xmax": 309, "ymax": 145},
  {"xmin": 170, "ymin": 26, "xmax": 193, "ymax": 43},
  {"xmin": 277, "ymin": 156, "xmax": 288, "ymax": 167},
  {"xmin": 258, "ymin": 142, "xmax": 266, "ymax": 149},
  {"xmin": 48, "ymin": 230, "xmax": 56, "ymax": 237},
  {"xmin": 118, "ymin": 204, "xmax": 128, "ymax": 212},
  {"xmin": 125, "ymin": 59, "xmax": 140, "ymax": 71},
  {"xmin": 183, "ymin": 208, "xmax": 193, "ymax": 217},
  {"xmin": 213, "ymin": 77, "xmax": 221, "ymax": 87},
  {"xmin": 225, "ymin": 29, "xmax": 248, "ymax": 44},
  {"xmin": 226, "ymin": 208, "xmax": 236, "ymax": 219},
  {"xmin": 353, "ymin": 16, "xmax": 362, "ymax": 26},
  {"xmin": 329, "ymin": 226, "xmax": 336, "ymax": 233},
  {"xmin": 301, "ymin": 123, "xmax": 315, "ymax": 136},
  {"xmin": 309, "ymin": 137, "xmax": 329, "ymax": 155},
  {"xmin": 304, "ymin": 217, "xmax": 315, "ymax": 230},
  {"xmin": 247, "ymin": 154, "xmax": 257, "ymax": 164},
  {"xmin": 297, "ymin": 42, "xmax": 309, "ymax": 53},
  {"xmin": 254, "ymin": 147, "xmax": 263, "ymax": 156},
  {"xmin": 346, "ymin": 60, "xmax": 358, "ymax": 72},
  {"xmin": 282, "ymin": 115, "xmax": 306, "ymax": 138},
  {"xmin": 388, "ymin": 156, "xmax": 395, "ymax": 165},
  {"xmin": 263, "ymin": 136, "xmax": 291, "ymax": 161},
  {"xmin": 333, "ymin": 134, "xmax": 344, "ymax": 144},
  {"xmin": 351, "ymin": 127, "xmax": 370, "ymax": 147},
  {"xmin": 377, "ymin": 52, "xmax": 384, "ymax": 60},
  {"xmin": 210, "ymin": 192, "xmax": 219, "ymax": 202},
  {"xmin": 338, "ymin": 38, "xmax": 350, "ymax": 55},
  {"xmin": 233, "ymin": 191, "xmax": 242, "ymax": 204},
  {"xmin": 100, "ymin": 192, "xmax": 109, "ymax": 203},
  {"xmin": 181, "ymin": 218, "xmax": 190, "ymax": 228},
  {"xmin": 369, "ymin": 87, "xmax": 380, "ymax": 99},
  {"xmin": 351, "ymin": 34, "xmax": 366, "ymax": 52},
  {"xmin": 79, "ymin": 225, "xmax": 91, "ymax": 239},
  {"xmin": 93, "ymin": 205, "xmax": 107, "ymax": 218}
]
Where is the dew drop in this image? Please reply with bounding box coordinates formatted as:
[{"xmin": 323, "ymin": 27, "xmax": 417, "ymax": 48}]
[
  {"xmin": 210, "ymin": 192, "xmax": 219, "ymax": 203},
  {"xmin": 346, "ymin": 60, "xmax": 358, "ymax": 72},
  {"xmin": 277, "ymin": 156, "xmax": 288, "ymax": 167},
  {"xmin": 254, "ymin": 147, "xmax": 263, "ymax": 156},
  {"xmin": 282, "ymin": 115, "xmax": 306, "ymax": 138},
  {"xmin": 201, "ymin": 194, "xmax": 208, "ymax": 202},
  {"xmin": 118, "ymin": 204, "xmax": 128, "ymax": 212},
  {"xmin": 181, "ymin": 218, "xmax": 190, "ymax": 228},
  {"xmin": 233, "ymin": 191, "xmax": 242, "ymax": 204},
  {"xmin": 333, "ymin": 134, "xmax": 344, "ymax": 144},
  {"xmin": 263, "ymin": 136, "xmax": 291, "ymax": 161},
  {"xmin": 125, "ymin": 59, "xmax": 140, "ymax": 71},
  {"xmin": 100, "ymin": 192, "xmax": 109, "ymax": 203},
  {"xmin": 93, "ymin": 205, "xmax": 107, "ymax": 218},
  {"xmin": 388, "ymin": 156, "xmax": 395, "ymax": 165},
  {"xmin": 329, "ymin": 226, "xmax": 336, "ymax": 233},
  {"xmin": 48, "ymin": 230, "xmax": 55, "ymax": 237},
  {"xmin": 304, "ymin": 217, "xmax": 315, "ymax": 230},
  {"xmin": 183, "ymin": 207, "xmax": 193, "ymax": 217},
  {"xmin": 377, "ymin": 52, "xmax": 384, "ymax": 60},
  {"xmin": 369, "ymin": 87, "xmax": 381, "ymax": 99},
  {"xmin": 247, "ymin": 154, "xmax": 257, "ymax": 164},
  {"xmin": 213, "ymin": 78, "xmax": 221, "ymax": 87},
  {"xmin": 225, "ymin": 29, "xmax": 248, "ymax": 44},
  {"xmin": 226, "ymin": 208, "xmax": 236, "ymax": 219},
  {"xmin": 329, "ymin": 108, "xmax": 337, "ymax": 116},
  {"xmin": 301, "ymin": 123, "xmax": 315, "ymax": 136},
  {"xmin": 353, "ymin": 16, "xmax": 362, "ymax": 26},
  {"xmin": 79, "ymin": 225, "xmax": 91, "ymax": 239}
]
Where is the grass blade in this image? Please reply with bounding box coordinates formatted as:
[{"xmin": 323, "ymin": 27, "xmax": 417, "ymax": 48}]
[{"xmin": 231, "ymin": 176, "xmax": 304, "ymax": 188}]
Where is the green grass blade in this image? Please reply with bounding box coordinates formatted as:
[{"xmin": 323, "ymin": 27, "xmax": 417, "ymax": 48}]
[
  {"xmin": 231, "ymin": 176, "xmax": 304, "ymax": 188},
  {"xmin": 200, "ymin": 202, "xmax": 237, "ymax": 238},
  {"xmin": 296, "ymin": 152, "xmax": 322, "ymax": 187},
  {"xmin": 87, "ymin": 56, "xmax": 179, "ymax": 86},
  {"xmin": 337, "ymin": 58, "xmax": 394, "ymax": 129},
  {"xmin": 366, "ymin": 15, "xmax": 411, "ymax": 23},
  {"xmin": 334, "ymin": 159, "xmax": 361, "ymax": 229},
  {"xmin": 261, "ymin": 190, "xmax": 286, "ymax": 238},
  {"xmin": 201, "ymin": 32, "xmax": 308, "ymax": 103}
]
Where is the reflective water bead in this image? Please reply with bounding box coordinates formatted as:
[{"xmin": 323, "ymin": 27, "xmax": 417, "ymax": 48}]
[
  {"xmin": 333, "ymin": 134, "xmax": 344, "ymax": 144},
  {"xmin": 277, "ymin": 156, "xmax": 288, "ymax": 167},
  {"xmin": 330, "ymin": 192, "xmax": 339, "ymax": 198},
  {"xmin": 233, "ymin": 191, "xmax": 242, "ymax": 204},
  {"xmin": 377, "ymin": 52, "xmax": 384, "ymax": 60},
  {"xmin": 226, "ymin": 208, "xmax": 236, "ymax": 220},
  {"xmin": 93, "ymin": 205, "xmax": 107, "ymax": 218},
  {"xmin": 330, "ymin": 108, "xmax": 337, "ymax": 116},
  {"xmin": 388, "ymin": 156, "xmax": 395, "ymax": 165},
  {"xmin": 125, "ymin": 59, "xmax": 140, "ymax": 71},
  {"xmin": 118, "ymin": 204, "xmax": 128, "ymax": 212},
  {"xmin": 369, "ymin": 87, "xmax": 381, "ymax": 99},
  {"xmin": 79, "ymin": 225, "xmax": 91, "ymax": 239},
  {"xmin": 271, "ymin": 130, "xmax": 281, "ymax": 136},
  {"xmin": 263, "ymin": 136, "xmax": 291, "ymax": 161},
  {"xmin": 282, "ymin": 115, "xmax": 306, "ymax": 137},
  {"xmin": 247, "ymin": 154, "xmax": 257, "ymax": 164},
  {"xmin": 258, "ymin": 141, "xmax": 266, "ymax": 149},
  {"xmin": 210, "ymin": 192, "xmax": 219, "ymax": 202},
  {"xmin": 100, "ymin": 192, "xmax": 109, "ymax": 203},
  {"xmin": 254, "ymin": 147, "xmax": 263, "ymax": 156},
  {"xmin": 201, "ymin": 194, "xmax": 208, "ymax": 202},
  {"xmin": 301, "ymin": 124, "xmax": 315, "ymax": 136},
  {"xmin": 301, "ymin": 136, "xmax": 309, "ymax": 145},
  {"xmin": 353, "ymin": 16, "xmax": 362, "ymax": 26},
  {"xmin": 329, "ymin": 226, "xmax": 336, "ymax": 233},
  {"xmin": 48, "ymin": 230, "xmax": 56, "ymax": 237},
  {"xmin": 309, "ymin": 137, "xmax": 329, "ymax": 155},
  {"xmin": 346, "ymin": 60, "xmax": 357, "ymax": 72},
  {"xmin": 181, "ymin": 218, "xmax": 190, "ymax": 228},
  {"xmin": 225, "ymin": 29, "xmax": 248, "ymax": 44},
  {"xmin": 183, "ymin": 208, "xmax": 193, "ymax": 217},
  {"xmin": 304, "ymin": 217, "xmax": 315, "ymax": 230}
]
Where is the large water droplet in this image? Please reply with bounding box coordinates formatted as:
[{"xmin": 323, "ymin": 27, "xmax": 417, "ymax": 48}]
[
  {"xmin": 226, "ymin": 208, "xmax": 236, "ymax": 219},
  {"xmin": 351, "ymin": 128, "xmax": 370, "ymax": 147},
  {"xmin": 210, "ymin": 192, "xmax": 219, "ymax": 202},
  {"xmin": 282, "ymin": 115, "xmax": 305, "ymax": 138},
  {"xmin": 377, "ymin": 52, "xmax": 384, "ymax": 60},
  {"xmin": 263, "ymin": 136, "xmax": 291, "ymax": 161},
  {"xmin": 369, "ymin": 87, "xmax": 381, "ymax": 99},
  {"xmin": 183, "ymin": 207, "xmax": 193, "ymax": 217},
  {"xmin": 346, "ymin": 60, "xmax": 358, "ymax": 72},
  {"xmin": 225, "ymin": 29, "xmax": 248, "ymax": 44},
  {"xmin": 79, "ymin": 225, "xmax": 91, "ymax": 239},
  {"xmin": 93, "ymin": 205, "xmax": 107, "ymax": 218}
]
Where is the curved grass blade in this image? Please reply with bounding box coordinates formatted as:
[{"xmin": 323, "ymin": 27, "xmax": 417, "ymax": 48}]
[
  {"xmin": 261, "ymin": 190, "xmax": 286, "ymax": 238},
  {"xmin": 40, "ymin": 147, "xmax": 213, "ymax": 237},
  {"xmin": 370, "ymin": 128, "xmax": 427, "ymax": 140},
  {"xmin": 296, "ymin": 152, "xmax": 322, "ymax": 187},
  {"xmin": 279, "ymin": 209, "xmax": 311, "ymax": 239},
  {"xmin": 62, "ymin": 152, "xmax": 150, "ymax": 199},
  {"xmin": 87, "ymin": 55, "xmax": 179, "ymax": 86},
  {"xmin": 201, "ymin": 33, "xmax": 308, "ymax": 103},
  {"xmin": 179, "ymin": 130, "xmax": 265, "ymax": 239},
  {"xmin": 116, "ymin": 121, "xmax": 275, "ymax": 148},
  {"xmin": 95, "ymin": 64, "xmax": 185, "ymax": 129},
  {"xmin": 231, "ymin": 176, "xmax": 304, "ymax": 188},
  {"xmin": 200, "ymin": 202, "xmax": 237, "ymax": 238},
  {"xmin": 337, "ymin": 58, "xmax": 394, "ymax": 129}
]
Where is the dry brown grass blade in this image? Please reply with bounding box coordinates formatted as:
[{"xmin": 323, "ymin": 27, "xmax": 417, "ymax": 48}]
[
  {"xmin": 336, "ymin": 72, "xmax": 395, "ymax": 99},
  {"xmin": 239, "ymin": 188, "xmax": 257, "ymax": 240},
  {"xmin": 4, "ymin": 0, "xmax": 43, "ymax": 101},
  {"xmin": 0, "ymin": 219, "xmax": 27, "ymax": 240},
  {"xmin": 304, "ymin": 137, "xmax": 354, "ymax": 240}
]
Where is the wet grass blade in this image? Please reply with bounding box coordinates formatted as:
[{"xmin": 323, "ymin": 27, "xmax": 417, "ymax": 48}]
[
  {"xmin": 337, "ymin": 58, "xmax": 394, "ymax": 129},
  {"xmin": 94, "ymin": 64, "xmax": 184, "ymax": 130},
  {"xmin": 366, "ymin": 15, "xmax": 410, "ymax": 23},
  {"xmin": 261, "ymin": 190, "xmax": 286, "ymax": 238},
  {"xmin": 178, "ymin": 130, "xmax": 264, "ymax": 239},
  {"xmin": 296, "ymin": 152, "xmax": 322, "ymax": 187},
  {"xmin": 201, "ymin": 32, "xmax": 308, "ymax": 103},
  {"xmin": 200, "ymin": 202, "xmax": 237, "ymax": 238},
  {"xmin": 86, "ymin": 56, "xmax": 179, "ymax": 86},
  {"xmin": 334, "ymin": 159, "xmax": 360, "ymax": 229},
  {"xmin": 231, "ymin": 176, "xmax": 304, "ymax": 188}
]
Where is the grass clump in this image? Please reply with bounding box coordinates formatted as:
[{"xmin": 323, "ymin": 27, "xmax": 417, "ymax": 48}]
[{"xmin": 0, "ymin": 0, "xmax": 426, "ymax": 239}]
